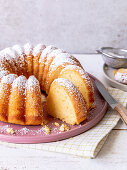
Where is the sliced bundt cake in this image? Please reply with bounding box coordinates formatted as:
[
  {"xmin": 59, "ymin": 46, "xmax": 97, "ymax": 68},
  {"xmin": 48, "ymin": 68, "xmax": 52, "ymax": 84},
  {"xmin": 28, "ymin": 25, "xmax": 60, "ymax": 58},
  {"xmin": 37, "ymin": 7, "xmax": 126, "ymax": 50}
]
[
  {"xmin": 46, "ymin": 78, "xmax": 87, "ymax": 125},
  {"xmin": 0, "ymin": 43, "xmax": 95, "ymax": 126}
]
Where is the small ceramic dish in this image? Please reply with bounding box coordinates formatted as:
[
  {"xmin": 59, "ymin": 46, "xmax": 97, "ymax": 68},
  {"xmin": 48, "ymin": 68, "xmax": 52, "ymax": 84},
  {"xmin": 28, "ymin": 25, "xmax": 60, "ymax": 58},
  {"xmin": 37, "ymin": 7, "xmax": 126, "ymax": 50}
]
[
  {"xmin": 103, "ymin": 64, "xmax": 127, "ymax": 91},
  {"xmin": 97, "ymin": 47, "xmax": 127, "ymax": 68}
]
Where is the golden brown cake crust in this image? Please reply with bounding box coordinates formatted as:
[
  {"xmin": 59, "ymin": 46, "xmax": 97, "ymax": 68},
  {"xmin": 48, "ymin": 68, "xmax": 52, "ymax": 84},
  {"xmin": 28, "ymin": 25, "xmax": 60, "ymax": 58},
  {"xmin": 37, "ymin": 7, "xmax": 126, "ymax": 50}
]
[{"xmin": 8, "ymin": 76, "xmax": 27, "ymax": 125}]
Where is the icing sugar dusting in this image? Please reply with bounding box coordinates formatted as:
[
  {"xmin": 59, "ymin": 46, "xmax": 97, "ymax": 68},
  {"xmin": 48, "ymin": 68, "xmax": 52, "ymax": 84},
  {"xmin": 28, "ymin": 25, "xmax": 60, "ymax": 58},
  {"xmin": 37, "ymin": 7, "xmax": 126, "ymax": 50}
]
[
  {"xmin": 0, "ymin": 70, "xmax": 9, "ymax": 79},
  {"xmin": 46, "ymin": 48, "xmax": 64, "ymax": 63},
  {"xmin": 1, "ymin": 47, "xmax": 16, "ymax": 58},
  {"xmin": 0, "ymin": 48, "xmax": 18, "ymax": 64},
  {"xmin": 0, "ymin": 48, "xmax": 20, "ymax": 73},
  {"xmin": 32, "ymin": 44, "xmax": 46, "ymax": 56},
  {"xmin": 24, "ymin": 43, "xmax": 33, "ymax": 55},
  {"xmin": 53, "ymin": 78, "xmax": 87, "ymax": 112},
  {"xmin": 1, "ymin": 74, "xmax": 17, "ymax": 84},
  {"xmin": 26, "ymin": 75, "xmax": 39, "ymax": 90},
  {"xmin": 11, "ymin": 45, "xmax": 27, "ymax": 70},
  {"xmin": 54, "ymin": 78, "xmax": 78, "ymax": 94},
  {"xmin": 48, "ymin": 49, "xmax": 64, "ymax": 58},
  {"xmin": 12, "ymin": 75, "xmax": 27, "ymax": 91},
  {"xmin": 60, "ymin": 65, "xmax": 92, "ymax": 86},
  {"xmin": 49, "ymin": 57, "xmax": 77, "ymax": 73},
  {"xmin": 12, "ymin": 45, "xmax": 24, "ymax": 56},
  {"xmin": 39, "ymin": 45, "xmax": 57, "ymax": 62}
]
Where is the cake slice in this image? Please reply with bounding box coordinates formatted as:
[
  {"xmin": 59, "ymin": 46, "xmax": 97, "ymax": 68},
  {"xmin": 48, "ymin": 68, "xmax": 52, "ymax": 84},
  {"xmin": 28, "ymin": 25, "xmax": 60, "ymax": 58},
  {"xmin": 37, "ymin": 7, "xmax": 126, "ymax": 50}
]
[
  {"xmin": 59, "ymin": 65, "xmax": 95, "ymax": 111},
  {"xmin": 46, "ymin": 78, "xmax": 87, "ymax": 125}
]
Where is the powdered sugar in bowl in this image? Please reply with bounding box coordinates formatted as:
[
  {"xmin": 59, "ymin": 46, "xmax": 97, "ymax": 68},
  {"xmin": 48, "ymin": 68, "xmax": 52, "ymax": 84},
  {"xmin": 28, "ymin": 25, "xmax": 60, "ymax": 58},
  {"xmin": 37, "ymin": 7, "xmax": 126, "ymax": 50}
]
[{"xmin": 97, "ymin": 47, "xmax": 127, "ymax": 68}]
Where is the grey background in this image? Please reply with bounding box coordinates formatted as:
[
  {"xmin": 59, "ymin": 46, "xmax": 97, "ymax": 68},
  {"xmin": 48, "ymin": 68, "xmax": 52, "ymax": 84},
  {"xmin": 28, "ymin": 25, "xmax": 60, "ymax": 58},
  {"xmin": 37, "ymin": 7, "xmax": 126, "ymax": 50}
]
[{"xmin": 0, "ymin": 0, "xmax": 127, "ymax": 53}]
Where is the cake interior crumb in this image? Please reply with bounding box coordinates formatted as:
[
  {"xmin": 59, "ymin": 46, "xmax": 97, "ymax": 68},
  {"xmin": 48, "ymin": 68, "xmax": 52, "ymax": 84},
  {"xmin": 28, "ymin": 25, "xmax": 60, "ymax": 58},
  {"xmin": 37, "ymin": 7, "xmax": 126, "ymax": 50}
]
[
  {"xmin": 59, "ymin": 124, "xmax": 70, "ymax": 132},
  {"xmin": 44, "ymin": 125, "xmax": 51, "ymax": 134},
  {"xmin": 54, "ymin": 122, "xmax": 60, "ymax": 126}
]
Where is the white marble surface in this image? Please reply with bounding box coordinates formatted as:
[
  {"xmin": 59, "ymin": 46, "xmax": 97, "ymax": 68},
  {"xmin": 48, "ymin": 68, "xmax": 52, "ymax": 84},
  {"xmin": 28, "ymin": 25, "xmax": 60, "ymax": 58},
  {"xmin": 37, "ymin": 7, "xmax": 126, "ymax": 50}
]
[
  {"xmin": 0, "ymin": 54, "xmax": 126, "ymax": 170},
  {"xmin": 0, "ymin": 0, "xmax": 127, "ymax": 53}
]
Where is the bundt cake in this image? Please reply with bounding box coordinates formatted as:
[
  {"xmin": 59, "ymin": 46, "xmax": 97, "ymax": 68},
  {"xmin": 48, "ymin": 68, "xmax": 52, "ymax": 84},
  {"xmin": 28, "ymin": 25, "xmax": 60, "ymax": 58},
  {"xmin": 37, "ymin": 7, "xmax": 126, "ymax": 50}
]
[
  {"xmin": 0, "ymin": 43, "xmax": 95, "ymax": 126},
  {"xmin": 46, "ymin": 78, "xmax": 87, "ymax": 125}
]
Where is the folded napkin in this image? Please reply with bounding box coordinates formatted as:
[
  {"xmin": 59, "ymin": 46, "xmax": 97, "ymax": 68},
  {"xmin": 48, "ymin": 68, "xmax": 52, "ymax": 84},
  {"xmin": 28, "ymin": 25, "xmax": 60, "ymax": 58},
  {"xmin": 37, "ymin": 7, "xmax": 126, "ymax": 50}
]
[{"xmin": 1, "ymin": 87, "xmax": 126, "ymax": 158}]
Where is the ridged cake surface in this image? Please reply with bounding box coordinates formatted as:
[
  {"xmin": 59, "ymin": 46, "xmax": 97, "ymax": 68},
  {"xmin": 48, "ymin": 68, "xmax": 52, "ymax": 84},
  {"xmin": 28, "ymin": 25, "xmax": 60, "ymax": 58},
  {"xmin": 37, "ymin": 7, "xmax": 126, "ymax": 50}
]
[
  {"xmin": 25, "ymin": 76, "xmax": 43, "ymax": 125},
  {"xmin": 0, "ymin": 74, "xmax": 18, "ymax": 122},
  {"xmin": 0, "ymin": 43, "xmax": 95, "ymax": 125},
  {"xmin": 8, "ymin": 75, "xmax": 27, "ymax": 125}
]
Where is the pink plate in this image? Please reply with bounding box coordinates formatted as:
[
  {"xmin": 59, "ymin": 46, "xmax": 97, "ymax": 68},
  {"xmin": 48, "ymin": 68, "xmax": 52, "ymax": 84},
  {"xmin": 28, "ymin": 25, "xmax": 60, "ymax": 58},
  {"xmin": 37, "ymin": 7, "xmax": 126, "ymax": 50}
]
[{"xmin": 0, "ymin": 74, "xmax": 108, "ymax": 144}]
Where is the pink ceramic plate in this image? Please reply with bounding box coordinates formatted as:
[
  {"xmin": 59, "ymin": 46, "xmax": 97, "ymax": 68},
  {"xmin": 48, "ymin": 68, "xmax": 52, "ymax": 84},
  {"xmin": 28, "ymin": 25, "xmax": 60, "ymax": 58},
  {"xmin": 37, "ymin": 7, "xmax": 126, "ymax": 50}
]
[{"xmin": 0, "ymin": 74, "xmax": 108, "ymax": 144}]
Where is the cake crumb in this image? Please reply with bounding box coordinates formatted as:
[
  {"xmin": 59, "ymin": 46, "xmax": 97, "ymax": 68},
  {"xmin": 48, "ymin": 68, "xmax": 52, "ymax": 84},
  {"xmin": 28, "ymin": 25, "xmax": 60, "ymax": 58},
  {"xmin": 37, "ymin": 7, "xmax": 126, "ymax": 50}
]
[
  {"xmin": 6, "ymin": 128, "xmax": 15, "ymax": 134},
  {"xmin": 54, "ymin": 122, "xmax": 60, "ymax": 127},
  {"xmin": 41, "ymin": 120, "xmax": 48, "ymax": 126},
  {"xmin": 44, "ymin": 125, "xmax": 51, "ymax": 134},
  {"xmin": 59, "ymin": 124, "xmax": 70, "ymax": 132}
]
